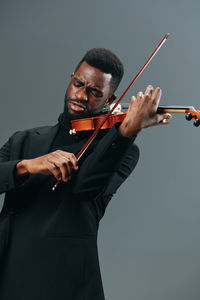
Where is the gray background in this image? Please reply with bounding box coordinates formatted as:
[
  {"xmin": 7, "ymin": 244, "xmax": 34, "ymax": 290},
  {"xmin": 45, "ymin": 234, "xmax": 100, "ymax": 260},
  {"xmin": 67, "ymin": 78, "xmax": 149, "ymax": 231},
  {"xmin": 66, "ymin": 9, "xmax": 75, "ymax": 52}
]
[{"xmin": 1, "ymin": 0, "xmax": 200, "ymax": 299}]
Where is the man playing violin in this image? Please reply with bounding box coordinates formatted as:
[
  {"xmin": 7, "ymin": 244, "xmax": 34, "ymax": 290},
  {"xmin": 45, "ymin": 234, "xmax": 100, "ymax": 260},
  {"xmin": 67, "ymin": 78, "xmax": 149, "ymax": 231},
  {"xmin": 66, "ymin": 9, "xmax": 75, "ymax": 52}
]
[{"xmin": 0, "ymin": 48, "xmax": 171, "ymax": 300}]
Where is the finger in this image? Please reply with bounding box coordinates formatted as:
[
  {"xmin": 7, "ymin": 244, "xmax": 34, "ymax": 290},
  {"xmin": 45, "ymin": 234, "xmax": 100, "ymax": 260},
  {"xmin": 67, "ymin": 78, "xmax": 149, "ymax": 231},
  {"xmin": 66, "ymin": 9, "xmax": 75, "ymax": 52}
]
[
  {"xmin": 59, "ymin": 154, "xmax": 78, "ymax": 178},
  {"xmin": 152, "ymin": 87, "xmax": 162, "ymax": 109},
  {"xmin": 56, "ymin": 153, "xmax": 77, "ymax": 178},
  {"xmin": 157, "ymin": 113, "xmax": 172, "ymax": 124},
  {"xmin": 163, "ymin": 113, "xmax": 172, "ymax": 120},
  {"xmin": 60, "ymin": 159, "xmax": 73, "ymax": 182},
  {"xmin": 46, "ymin": 161, "xmax": 62, "ymax": 181},
  {"xmin": 48, "ymin": 157, "xmax": 69, "ymax": 182},
  {"xmin": 130, "ymin": 95, "xmax": 136, "ymax": 103},
  {"xmin": 64, "ymin": 159, "xmax": 72, "ymax": 181},
  {"xmin": 57, "ymin": 151, "xmax": 78, "ymax": 170},
  {"xmin": 50, "ymin": 151, "xmax": 78, "ymax": 181},
  {"xmin": 53, "ymin": 152, "xmax": 77, "ymax": 178},
  {"xmin": 144, "ymin": 85, "xmax": 153, "ymax": 97},
  {"xmin": 127, "ymin": 96, "xmax": 136, "ymax": 114},
  {"xmin": 137, "ymin": 91, "xmax": 144, "ymax": 99},
  {"xmin": 67, "ymin": 153, "xmax": 78, "ymax": 170},
  {"xmin": 152, "ymin": 87, "xmax": 162, "ymax": 101}
]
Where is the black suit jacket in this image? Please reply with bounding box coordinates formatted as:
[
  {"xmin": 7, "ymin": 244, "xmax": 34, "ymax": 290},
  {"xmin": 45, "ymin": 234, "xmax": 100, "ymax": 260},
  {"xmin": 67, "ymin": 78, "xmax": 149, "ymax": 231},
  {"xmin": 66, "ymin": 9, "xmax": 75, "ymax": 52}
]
[{"xmin": 0, "ymin": 123, "xmax": 139, "ymax": 300}]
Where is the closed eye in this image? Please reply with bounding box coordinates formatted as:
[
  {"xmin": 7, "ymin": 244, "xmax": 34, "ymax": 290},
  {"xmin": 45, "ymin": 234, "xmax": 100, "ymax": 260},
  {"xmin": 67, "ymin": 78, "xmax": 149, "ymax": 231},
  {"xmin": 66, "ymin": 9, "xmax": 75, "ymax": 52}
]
[
  {"xmin": 73, "ymin": 77, "xmax": 102, "ymax": 97},
  {"xmin": 73, "ymin": 78, "xmax": 84, "ymax": 87},
  {"xmin": 88, "ymin": 88, "xmax": 102, "ymax": 97}
]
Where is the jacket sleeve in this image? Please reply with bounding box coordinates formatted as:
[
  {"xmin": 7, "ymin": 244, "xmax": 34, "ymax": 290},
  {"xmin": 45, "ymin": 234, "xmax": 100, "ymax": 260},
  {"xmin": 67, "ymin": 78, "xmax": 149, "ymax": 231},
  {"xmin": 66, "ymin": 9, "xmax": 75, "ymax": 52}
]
[
  {"xmin": 0, "ymin": 132, "xmax": 21, "ymax": 194},
  {"xmin": 72, "ymin": 123, "xmax": 139, "ymax": 201}
]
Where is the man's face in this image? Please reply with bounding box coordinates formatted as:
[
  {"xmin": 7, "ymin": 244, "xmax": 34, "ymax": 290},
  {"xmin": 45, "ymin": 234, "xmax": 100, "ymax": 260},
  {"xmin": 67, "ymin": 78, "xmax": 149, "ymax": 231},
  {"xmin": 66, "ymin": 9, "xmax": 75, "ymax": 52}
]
[{"xmin": 65, "ymin": 61, "xmax": 115, "ymax": 117}]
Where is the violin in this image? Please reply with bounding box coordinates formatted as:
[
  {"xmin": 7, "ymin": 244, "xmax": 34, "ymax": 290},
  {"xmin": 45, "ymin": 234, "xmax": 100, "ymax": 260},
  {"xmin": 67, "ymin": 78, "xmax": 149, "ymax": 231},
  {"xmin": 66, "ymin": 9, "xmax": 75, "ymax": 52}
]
[{"xmin": 69, "ymin": 105, "xmax": 200, "ymax": 134}]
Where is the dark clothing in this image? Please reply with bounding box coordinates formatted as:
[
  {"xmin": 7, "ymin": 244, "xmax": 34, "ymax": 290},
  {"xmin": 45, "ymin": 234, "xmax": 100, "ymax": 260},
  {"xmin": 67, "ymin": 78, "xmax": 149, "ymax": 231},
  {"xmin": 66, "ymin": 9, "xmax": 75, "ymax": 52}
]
[{"xmin": 0, "ymin": 119, "xmax": 139, "ymax": 300}]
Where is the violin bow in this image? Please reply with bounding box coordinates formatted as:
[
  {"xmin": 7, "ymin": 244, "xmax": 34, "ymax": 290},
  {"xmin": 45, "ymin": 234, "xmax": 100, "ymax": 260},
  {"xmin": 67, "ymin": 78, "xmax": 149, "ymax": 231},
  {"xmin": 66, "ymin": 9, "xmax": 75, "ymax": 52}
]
[{"xmin": 52, "ymin": 33, "xmax": 170, "ymax": 191}]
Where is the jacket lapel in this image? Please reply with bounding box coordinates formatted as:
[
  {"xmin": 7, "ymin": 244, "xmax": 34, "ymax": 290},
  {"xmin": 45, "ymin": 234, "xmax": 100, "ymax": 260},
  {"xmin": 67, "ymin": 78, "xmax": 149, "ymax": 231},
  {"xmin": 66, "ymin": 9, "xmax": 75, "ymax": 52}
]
[{"xmin": 26, "ymin": 124, "xmax": 60, "ymax": 159}]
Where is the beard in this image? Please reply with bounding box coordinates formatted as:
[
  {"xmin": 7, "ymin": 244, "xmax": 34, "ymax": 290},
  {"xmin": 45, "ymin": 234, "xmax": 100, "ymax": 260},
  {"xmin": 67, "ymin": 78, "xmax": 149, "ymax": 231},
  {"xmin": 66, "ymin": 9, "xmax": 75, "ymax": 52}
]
[
  {"xmin": 63, "ymin": 95, "xmax": 108, "ymax": 121},
  {"xmin": 58, "ymin": 95, "xmax": 109, "ymax": 132}
]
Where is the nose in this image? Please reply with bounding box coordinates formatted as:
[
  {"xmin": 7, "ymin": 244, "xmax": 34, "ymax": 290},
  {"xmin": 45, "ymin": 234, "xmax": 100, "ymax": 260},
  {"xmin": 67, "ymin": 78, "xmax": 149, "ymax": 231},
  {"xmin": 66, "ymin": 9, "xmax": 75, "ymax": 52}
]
[{"xmin": 75, "ymin": 87, "xmax": 88, "ymax": 102}]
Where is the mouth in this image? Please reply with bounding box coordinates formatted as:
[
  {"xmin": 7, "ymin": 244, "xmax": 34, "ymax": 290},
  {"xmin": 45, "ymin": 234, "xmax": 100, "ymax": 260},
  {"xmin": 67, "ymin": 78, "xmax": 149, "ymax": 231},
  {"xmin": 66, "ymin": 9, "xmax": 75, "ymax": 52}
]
[{"xmin": 68, "ymin": 100, "xmax": 87, "ymax": 113}]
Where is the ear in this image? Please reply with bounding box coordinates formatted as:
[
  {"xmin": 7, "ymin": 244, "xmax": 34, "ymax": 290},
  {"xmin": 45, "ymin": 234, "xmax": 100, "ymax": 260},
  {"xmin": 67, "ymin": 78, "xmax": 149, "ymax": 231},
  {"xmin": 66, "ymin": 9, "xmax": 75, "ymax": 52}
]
[{"xmin": 105, "ymin": 94, "xmax": 117, "ymax": 106}]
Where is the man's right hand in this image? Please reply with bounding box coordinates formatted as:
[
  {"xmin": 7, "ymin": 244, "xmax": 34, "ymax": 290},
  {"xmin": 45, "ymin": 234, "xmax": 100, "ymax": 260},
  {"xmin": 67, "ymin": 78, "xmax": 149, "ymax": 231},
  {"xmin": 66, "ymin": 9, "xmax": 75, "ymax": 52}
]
[{"xmin": 16, "ymin": 150, "xmax": 78, "ymax": 182}]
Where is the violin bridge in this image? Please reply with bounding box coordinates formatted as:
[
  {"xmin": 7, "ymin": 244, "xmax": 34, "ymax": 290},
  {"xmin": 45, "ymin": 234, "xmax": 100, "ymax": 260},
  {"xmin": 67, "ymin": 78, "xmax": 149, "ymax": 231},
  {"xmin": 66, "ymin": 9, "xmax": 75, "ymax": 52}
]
[{"xmin": 110, "ymin": 103, "xmax": 121, "ymax": 114}]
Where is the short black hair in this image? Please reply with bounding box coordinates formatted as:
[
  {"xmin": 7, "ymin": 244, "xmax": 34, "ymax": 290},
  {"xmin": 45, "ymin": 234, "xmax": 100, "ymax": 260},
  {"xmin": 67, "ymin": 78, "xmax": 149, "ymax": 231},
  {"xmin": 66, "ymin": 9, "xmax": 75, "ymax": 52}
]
[{"xmin": 75, "ymin": 48, "xmax": 124, "ymax": 94}]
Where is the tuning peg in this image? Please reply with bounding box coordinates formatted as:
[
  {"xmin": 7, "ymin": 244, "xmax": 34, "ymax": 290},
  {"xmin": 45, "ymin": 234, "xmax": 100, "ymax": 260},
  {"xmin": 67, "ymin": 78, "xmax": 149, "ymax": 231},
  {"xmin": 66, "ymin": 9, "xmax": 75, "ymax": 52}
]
[
  {"xmin": 185, "ymin": 113, "xmax": 193, "ymax": 121},
  {"xmin": 193, "ymin": 119, "xmax": 200, "ymax": 127}
]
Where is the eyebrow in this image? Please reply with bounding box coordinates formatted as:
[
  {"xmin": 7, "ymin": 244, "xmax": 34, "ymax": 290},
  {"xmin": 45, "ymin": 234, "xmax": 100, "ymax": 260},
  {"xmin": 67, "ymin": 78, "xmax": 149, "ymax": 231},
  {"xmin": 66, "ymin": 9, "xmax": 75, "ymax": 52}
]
[{"xmin": 74, "ymin": 76, "xmax": 103, "ymax": 93}]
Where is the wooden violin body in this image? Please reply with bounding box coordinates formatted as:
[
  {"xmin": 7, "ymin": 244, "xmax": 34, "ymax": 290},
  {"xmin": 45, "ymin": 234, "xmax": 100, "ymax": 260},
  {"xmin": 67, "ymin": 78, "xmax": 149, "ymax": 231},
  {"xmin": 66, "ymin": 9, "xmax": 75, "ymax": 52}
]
[{"xmin": 70, "ymin": 112, "xmax": 126, "ymax": 134}]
